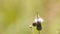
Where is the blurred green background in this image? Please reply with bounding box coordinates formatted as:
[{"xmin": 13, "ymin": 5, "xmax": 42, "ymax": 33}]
[{"xmin": 0, "ymin": 0, "xmax": 60, "ymax": 34}]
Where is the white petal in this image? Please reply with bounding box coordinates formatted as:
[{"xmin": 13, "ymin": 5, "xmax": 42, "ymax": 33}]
[{"xmin": 34, "ymin": 17, "xmax": 44, "ymax": 23}]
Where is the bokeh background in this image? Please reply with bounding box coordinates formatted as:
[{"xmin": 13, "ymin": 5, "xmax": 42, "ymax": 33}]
[{"xmin": 0, "ymin": 0, "xmax": 60, "ymax": 34}]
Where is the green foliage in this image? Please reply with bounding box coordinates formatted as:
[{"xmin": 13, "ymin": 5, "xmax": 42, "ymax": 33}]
[{"xmin": 0, "ymin": 0, "xmax": 60, "ymax": 34}]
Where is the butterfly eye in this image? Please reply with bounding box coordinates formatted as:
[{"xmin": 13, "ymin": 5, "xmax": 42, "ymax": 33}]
[
  {"xmin": 32, "ymin": 22, "xmax": 37, "ymax": 27},
  {"xmin": 36, "ymin": 21, "xmax": 42, "ymax": 31}
]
